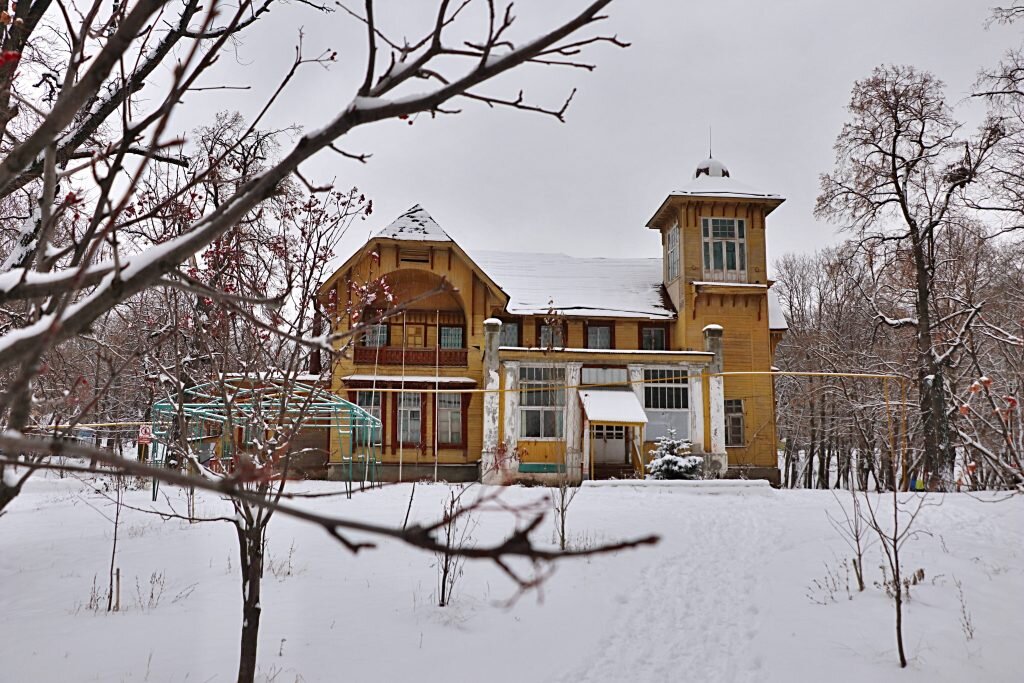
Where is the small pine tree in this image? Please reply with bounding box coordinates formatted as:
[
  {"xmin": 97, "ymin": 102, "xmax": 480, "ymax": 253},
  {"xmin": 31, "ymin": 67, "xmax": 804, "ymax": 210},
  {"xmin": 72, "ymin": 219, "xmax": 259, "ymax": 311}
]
[{"xmin": 646, "ymin": 430, "xmax": 702, "ymax": 480}]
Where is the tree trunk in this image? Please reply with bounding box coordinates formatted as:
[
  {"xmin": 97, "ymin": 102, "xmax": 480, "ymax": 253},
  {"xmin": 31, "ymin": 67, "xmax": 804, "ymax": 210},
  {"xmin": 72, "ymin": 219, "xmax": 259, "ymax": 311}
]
[
  {"xmin": 236, "ymin": 523, "xmax": 264, "ymax": 683},
  {"xmin": 0, "ymin": 479, "xmax": 21, "ymax": 514},
  {"xmin": 909, "ymin": 225, "xmax": 952, "ymax": 487}
]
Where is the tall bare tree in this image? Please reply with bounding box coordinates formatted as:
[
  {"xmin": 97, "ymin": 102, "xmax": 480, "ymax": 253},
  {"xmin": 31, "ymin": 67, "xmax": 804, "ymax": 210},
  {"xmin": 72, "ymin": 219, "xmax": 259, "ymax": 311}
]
[{"xmin": 816, "ymin": 65, "xmax": 1001, "ymax": 487}]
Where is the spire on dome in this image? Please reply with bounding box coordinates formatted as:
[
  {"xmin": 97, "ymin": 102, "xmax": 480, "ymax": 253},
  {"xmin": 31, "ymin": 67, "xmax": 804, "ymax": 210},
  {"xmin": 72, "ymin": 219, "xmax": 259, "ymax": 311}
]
[{"xmin": 374, "ymin": 204, "xmax": 451, "ymax": 242}]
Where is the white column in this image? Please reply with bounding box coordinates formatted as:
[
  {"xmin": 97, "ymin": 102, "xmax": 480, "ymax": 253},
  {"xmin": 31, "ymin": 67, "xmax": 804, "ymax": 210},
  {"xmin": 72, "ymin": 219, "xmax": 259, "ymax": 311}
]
[
  {"xmin": 502, "ymin": 361, "xmax": 520, "ymax": 451},
  {"xmin": 564, "ymin": 363, "xmax": 583, "ymax": 468},
  {"xmin": 481, "ymin": 319, "xmax": 502, "ymax": 479},
  {"xmin": 689, "ymin": 366, "xmax": 704, "ymax": 453},
  {"xmin": 709, "ymin": 374, "xmax": 726, "ymax": 454},
  {"xmin": 582, "ymin": 417, "xmax": 591, "ymax": 480},
  {"xmin": 628, "ymin": 364, "xmax": 644, "ymax": 405}
]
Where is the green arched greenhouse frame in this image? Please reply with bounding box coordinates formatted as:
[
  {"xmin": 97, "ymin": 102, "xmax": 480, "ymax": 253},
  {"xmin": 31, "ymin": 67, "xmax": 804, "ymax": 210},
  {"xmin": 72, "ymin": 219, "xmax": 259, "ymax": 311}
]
[{"xmin": 149, "ymin": 377, "xmax": 381, "ymax": 498}]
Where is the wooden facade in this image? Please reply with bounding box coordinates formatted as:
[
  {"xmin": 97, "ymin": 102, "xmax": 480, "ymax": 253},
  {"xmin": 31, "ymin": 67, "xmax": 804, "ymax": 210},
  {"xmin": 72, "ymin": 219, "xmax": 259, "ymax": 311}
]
[{"xmin": 320, "ymin": 167, "xmax": 787, "ymax": 481}]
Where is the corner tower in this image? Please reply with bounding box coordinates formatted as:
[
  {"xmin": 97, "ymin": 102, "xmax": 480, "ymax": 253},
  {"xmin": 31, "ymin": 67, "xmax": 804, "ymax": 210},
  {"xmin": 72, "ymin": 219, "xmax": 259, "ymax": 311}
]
[{"xmin": 646, "ymin": 158, "xmax": 785, "ymax": 478}]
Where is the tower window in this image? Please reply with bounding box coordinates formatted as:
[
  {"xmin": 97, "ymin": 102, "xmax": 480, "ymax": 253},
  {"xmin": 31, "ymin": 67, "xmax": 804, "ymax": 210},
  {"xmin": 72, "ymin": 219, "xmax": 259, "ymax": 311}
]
[
  {"xmin": 702, "ymin": 218, "xmax": 747, "ymax": 281},
  {"xmin": 725, "ymin": 399, "xmax": 745, "ymax": 447},
  {"xmin": 666, "ymin": 222, "xmax": 680, "ymax": 281}
]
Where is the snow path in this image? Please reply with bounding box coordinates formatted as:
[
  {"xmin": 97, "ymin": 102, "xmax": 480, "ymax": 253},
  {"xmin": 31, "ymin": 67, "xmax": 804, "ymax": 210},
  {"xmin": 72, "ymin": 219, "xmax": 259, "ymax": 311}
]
[{"xmin": 558, "ymin": 493, "xmax": 779, "ymax": 683}]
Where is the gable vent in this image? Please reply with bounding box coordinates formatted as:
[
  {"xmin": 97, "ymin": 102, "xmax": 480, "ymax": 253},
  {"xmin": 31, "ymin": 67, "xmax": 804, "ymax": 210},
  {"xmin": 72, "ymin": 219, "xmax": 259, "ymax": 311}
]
[{"xmin": 399, "ymin": 247, "xmax": 430, "ymax": 263}]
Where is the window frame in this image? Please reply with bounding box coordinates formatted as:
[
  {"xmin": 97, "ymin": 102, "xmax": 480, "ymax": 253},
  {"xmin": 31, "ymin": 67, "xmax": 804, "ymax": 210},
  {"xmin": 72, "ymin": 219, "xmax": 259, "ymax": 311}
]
[
  {"xmin": 638, "ymin": 324, "xmax": 669, "ymax": 351},
  {"xmin": 518, "ymin": 365, "xmax": 566, "ymax": 440},
  {"xmin": 438, "ymin": 324, "xmax": 464, "ymax": 349},
  {"xmin": 666, "ymin": 220, "xmax": 680, "ymax": 282},
  {"xmin": 393, "ymin": 392, "xmax": 424, "ymax": 447},
  {"xmin": 362, "ymin": 322, "xmax": 389, "ymax": 347},
  {"xmin": 701, "ymin": 217, "xmax": 747, "ymax": 282},
  {"xmin": 584, "ymin": 321, "xmax": 614, "ymax": 350},
  {"xmin": 536, "ymin": 321, "xmax": 566, "ymax": 349},
  {"xmin": 352, "ymin": 391, "xmax": 382, "ymax": 445},
  {"xmin": 643, "ymin": 368, "xmax": 689, "ymax": 411},
  {"xmin": 497, "ymin": 319, "xmax": 521, "ymax": 347},
  {"xmin": 725, "ymin": 399, "xmax": 745, "ymax": 447},
  {"xmin": 435, "ymin": 392, "xmax": 465, "ymax": 447},
  {"xmin": 643, "ymin": 367, "xmax": 691, "ymax": 441}
]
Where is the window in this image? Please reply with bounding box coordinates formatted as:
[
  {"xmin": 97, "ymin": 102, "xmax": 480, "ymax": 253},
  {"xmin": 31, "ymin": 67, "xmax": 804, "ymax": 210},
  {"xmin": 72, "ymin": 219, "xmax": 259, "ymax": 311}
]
[
  {"xmin": 725, "ymin": 399, "xmax": 744, "ymax": 447},
  {"xmin": 641, "ymin": 326, "xmax": 667, "ymax": 350},
  {"xmin": 499, "ymin": 321, "xmax": 519, "ymax": 347},
  {"xmin": 666, "ymin": 221, "xmax": 680, "ymax": 281},
  {"xmin": 644, "ymin": 368, "xmax": 689, "ymax": 440},
  {"xmin": 397, "ymin": 393, "xmax": 421, "ymax": 444},
  {"xmin": 587, "ymin": 325, "xmax": 612, "ymax": 349},
  {"xmin": 354, "ymin": 391, "xmax": 381, "ymax": 445},
  {"xmin": 519, "ymin": 366, "xmax": 565, "ymax": 438},
  {"xmin": 539, "ymin": 323, "xmax": 564, "ymax": 348},
  {"xmin": 439, "ymin": 325, "xmax": 463, "ymax": 349},
  {"xmin": 581, "ymin": 367, "xmax": 627, "ymax": 386},
  {"xmin": 362, "ymin": 323, "xmax": 388, "ymax": 347},
  {"xmin": 644, "ymin": 369, "xmax": 688, "ymax": 409},
  {"xmin": 402, "ymin": 323, "xmax": 425, "ymax": 348},
  {"xmin": 436, "ymin": 393, "xmax": 463, "ymax": 445},
  {"xmin": 702, "ymin": 218, "xmax": 746, "ymax": 281}
]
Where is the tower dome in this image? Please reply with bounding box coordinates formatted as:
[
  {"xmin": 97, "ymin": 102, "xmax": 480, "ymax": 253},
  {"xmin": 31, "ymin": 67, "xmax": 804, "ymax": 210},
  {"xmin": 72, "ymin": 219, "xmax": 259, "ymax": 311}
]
[{"xmin": 695, "ymin": 157, "xmax": 730, "ymax": 179}]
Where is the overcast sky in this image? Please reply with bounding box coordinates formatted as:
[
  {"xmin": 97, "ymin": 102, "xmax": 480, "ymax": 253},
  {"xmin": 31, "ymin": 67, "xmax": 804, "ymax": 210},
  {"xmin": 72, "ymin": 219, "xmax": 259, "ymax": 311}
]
[{"xmin": 172, "ymin": 1, "xmax": 1018, "ymax": 274}]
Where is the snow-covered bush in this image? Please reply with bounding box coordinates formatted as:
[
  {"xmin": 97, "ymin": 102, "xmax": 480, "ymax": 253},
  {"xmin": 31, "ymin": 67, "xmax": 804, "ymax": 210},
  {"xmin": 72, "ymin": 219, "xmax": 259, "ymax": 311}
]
[{"xmin": 645, "ymin": 431, "xmax": 702, "ymax": 480}]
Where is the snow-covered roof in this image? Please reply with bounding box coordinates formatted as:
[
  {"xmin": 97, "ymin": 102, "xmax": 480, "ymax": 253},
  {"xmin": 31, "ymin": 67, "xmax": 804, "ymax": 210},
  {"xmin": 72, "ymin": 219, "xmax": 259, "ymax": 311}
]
[
  {"xmin": 473, "ymin": 251, "xmax": 674, "ymax": 320},
  {"xmin": 670, "ymin": 174, "xmax": 783, "ymax": 201},
  {"xmin": 768, "ymin": 289, "xmax": 787, "ymax": 331},
  {"xmin": 374, "ymin": 205, "xmax": 451, "ymax": 242},
  {"xmin": 579, "ymin": 389, "xmax": 648, "ymax": 425}
]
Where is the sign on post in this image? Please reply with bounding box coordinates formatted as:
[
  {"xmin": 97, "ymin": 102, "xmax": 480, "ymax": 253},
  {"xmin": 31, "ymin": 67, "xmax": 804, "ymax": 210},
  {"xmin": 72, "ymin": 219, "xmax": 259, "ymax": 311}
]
[{"xmin": 138, "ymin": 424, "xmax": 153, "ymax": 445}]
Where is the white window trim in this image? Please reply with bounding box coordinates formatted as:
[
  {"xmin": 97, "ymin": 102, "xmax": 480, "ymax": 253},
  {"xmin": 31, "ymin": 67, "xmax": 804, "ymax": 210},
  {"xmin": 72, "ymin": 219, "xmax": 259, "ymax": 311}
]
[
  {"xmin": 701, "ymin": 217, "xmax": 748, "ymax": 282},
  {"xmin": 519, "ymin": 363, "xmax": 567, "ymax": 441},
  {"xmin": 642, "ymin": 367, "xmax": 690, "ymax": 410},
  {"xmin": 666, "ymin": 221, "xmax": 680, "ymax": 282},
  {"xmin": 643, "ymin": 365, "xmax": 691, "ymax": 441}
]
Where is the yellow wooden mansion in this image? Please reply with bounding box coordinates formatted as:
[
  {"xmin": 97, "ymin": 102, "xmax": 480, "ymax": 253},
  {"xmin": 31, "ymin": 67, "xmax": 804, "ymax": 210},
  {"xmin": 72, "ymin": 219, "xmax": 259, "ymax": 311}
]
[{"xmin": 318, "ymin": 157, "xmax": 787, "ymax": 484}]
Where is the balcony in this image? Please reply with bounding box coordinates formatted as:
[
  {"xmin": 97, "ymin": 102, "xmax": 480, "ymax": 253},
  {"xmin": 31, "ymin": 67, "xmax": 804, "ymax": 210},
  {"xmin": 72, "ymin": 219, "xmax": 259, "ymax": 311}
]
[{"xmin": 354, "ymin": 345, "xmax": 469, "ymax": 367}]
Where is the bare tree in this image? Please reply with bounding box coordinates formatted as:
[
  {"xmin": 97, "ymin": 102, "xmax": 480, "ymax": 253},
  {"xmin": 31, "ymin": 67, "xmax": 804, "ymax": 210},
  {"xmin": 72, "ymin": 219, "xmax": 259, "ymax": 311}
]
[
  {"xmin": 0, "ymin": 0, "xmax": 627, "ymax": 509},
  {"xmin": 551, "ymin": 469, "xmax": 579, "ymax": 551},
  {"xmin": 0, "ymin": 4, "xmax": 666, "ymax": 679},
  {"xmin": 816, "ymin": 65, "xmax": 1001, "ymax": 487},
  {"xmin": 435, "ymin": 487, "xmax": 476, "ymax": 607},
  {"xmin": 861, "ymin": 486, "xmax": 932, "ymax": 668}
]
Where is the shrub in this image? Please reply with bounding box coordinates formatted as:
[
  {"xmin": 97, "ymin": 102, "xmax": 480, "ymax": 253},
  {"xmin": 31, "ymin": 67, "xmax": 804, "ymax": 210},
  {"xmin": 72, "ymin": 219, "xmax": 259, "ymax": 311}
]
[{"xmin": 646, "ymin": 431, "xmax": 702, "ymax": 480}]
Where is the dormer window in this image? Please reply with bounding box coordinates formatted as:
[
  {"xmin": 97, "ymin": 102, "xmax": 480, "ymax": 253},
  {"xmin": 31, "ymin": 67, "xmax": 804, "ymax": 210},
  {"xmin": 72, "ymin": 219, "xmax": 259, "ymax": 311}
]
[
  {"xmin": 702, "ymin": 218, "xmax": 746, "ymax": 282},
  {"xmin": 666, "ymin": 221, "xmax": 679, "ymax": 282}
]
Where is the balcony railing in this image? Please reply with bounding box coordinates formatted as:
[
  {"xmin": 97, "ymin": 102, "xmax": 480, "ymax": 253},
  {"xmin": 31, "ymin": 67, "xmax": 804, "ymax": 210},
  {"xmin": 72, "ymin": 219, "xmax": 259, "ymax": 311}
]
[{"xmin": 354, "ymin": 345, "xmax": 469, "ymax": 367}]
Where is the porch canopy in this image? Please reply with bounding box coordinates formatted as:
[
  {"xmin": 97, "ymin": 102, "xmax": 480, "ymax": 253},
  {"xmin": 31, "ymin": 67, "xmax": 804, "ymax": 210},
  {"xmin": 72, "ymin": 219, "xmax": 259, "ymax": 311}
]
[{"xmin": 579, "ymin": 389, "xmax": 648, "ymax": 426}]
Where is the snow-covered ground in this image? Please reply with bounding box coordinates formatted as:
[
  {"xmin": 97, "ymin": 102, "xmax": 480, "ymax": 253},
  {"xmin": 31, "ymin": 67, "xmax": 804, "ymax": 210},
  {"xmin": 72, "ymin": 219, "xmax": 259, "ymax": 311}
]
[{"xmin": 1, "ymin": 474, "xmax": 1020, "ymax": 682}]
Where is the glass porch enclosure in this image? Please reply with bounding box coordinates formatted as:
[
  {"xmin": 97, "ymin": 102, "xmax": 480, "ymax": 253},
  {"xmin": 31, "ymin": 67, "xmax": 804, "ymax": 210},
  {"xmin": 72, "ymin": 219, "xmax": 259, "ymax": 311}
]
[{"xmin": 149, "ymin": 378, "xmax": 381, "ymax": 499}]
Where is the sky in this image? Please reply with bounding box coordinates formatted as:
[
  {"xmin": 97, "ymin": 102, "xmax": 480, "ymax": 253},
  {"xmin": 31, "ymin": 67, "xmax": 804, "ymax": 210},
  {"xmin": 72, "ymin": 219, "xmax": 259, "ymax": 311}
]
[{"xmin": 169, "ymin": 1, "xmax": 1019, "ymax": 274}]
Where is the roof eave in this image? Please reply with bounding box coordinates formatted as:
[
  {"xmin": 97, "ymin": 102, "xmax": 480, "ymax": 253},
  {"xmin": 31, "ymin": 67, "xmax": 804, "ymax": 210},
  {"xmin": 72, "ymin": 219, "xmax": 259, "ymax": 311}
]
[{"xmin": 646, "ymin": 193, "xmax": 787, "ymax": 229}]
